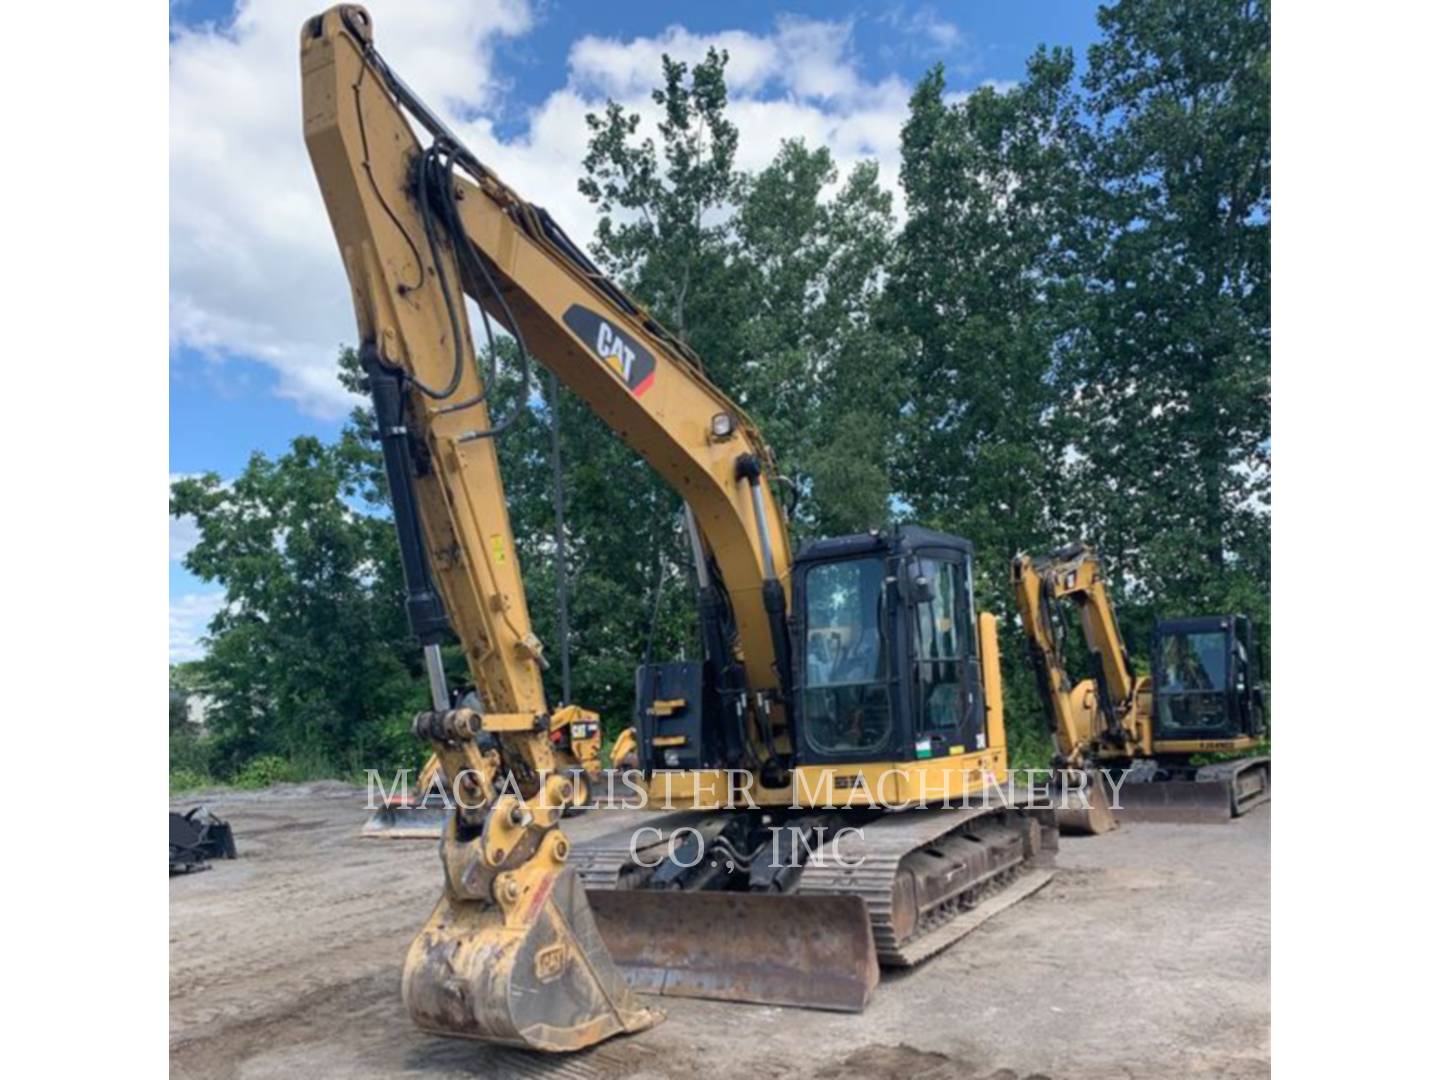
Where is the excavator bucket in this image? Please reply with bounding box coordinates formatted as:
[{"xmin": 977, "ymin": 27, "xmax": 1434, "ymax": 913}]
[
  {"xmin": 403, "ymin": 868, "xmax": 662, "ymax": 1052},
  {"xmin": 587, "ymin": 889, "xmax": 879, "ymax": 1012},
  {"xmin": 1047, "ymin": 769, "xmax": 1119, "ymax": 835},
  {"xmin": 1054, "ymin": 786, "xmax": 1119, "ymax": 835}
]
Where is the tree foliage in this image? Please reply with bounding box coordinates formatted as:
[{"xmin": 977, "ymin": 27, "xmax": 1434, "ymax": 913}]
[
  {"xmin": 169, "ymin": 406, "xmax": 429, "ymax": 778},
  {"xmin": 171, "ymin": 0, "xmax": 1270, "ymax": 777},
  {"xmin": 1064, "ymin": 0, "xmax": 1271, "ymax": 647}
]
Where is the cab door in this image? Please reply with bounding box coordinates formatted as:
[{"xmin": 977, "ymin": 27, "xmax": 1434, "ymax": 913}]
[{"xmin": 909, "ymin": 554, "xmax": 983, "ymax": 759}]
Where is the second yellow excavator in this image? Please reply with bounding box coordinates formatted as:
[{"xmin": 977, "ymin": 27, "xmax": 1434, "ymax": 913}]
[
  {"xmin": 303, "ymin": 5, "xmax": 1057, "ymax": 1053},
  {"xmin": 1012, "ymin": 542, "xmax": 1270, "ymax": 832}
]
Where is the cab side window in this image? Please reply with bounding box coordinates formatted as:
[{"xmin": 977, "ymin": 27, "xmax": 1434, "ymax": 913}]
[{"xmin": 913, "ymin": 559, "xmax": 963, "ymax": 730}]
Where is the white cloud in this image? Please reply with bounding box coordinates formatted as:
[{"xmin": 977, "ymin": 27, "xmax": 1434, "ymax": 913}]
[
  {"xmin": 170, "ymin": 513, "xmax": 200, "ymax": 563},
  {"xmin": 170, "ymin": 0, "xmax": 534, "ymax": 418},
  {"xmin": 171, "ymin": 3, "xmax": 925, "ymax": 417},
  {"xmin": 908, "ymin": 8, "xmax": 965, "ymax": 51},
  {"xmin": 170, "ymin": 591, "xmax": 227, "ymax": 662},
  {"xmin": 568, "ymin": 15, "xmax": 870, "ymax": 105},
  {"xmin": 881, "ymin": 5, "xmax": 974, "ymax": 64}
]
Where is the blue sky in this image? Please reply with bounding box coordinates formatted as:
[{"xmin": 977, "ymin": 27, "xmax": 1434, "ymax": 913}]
[{"xmin": 168, "ymin": 0, "xmax": 1105, "ymax": 660}]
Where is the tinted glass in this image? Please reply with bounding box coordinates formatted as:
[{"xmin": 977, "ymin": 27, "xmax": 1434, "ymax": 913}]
[
  {"xmin": 802, "ymin": 558, "xmax": 891, "ymax": 754},
  {"xmin": 914, "ymin": 559, "xmax": 964, "ymax": 730},
  {"xmin": 1155, "ymin": 629, "xmax": 1230, "ymax": 732}
]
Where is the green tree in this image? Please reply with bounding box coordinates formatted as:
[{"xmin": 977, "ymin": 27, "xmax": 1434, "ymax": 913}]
[
  {"xmin": 487, "ymin": 349, "xmax": 696, "ymax": 732},
  {"xmin": 886, "ymin": 51, "xmax": 1093, "ymax": 738},
  {"xmin": 1063, "ymin": 0, "xmax": 1271, "ymax": 647},
  {"xmin": 889, "ymin": 52, "xmax": 1090, "ymax": 573},
  {"xmin": 579, "ymin": 48, "xmax": 749, "ymax": 364},
  {"xmin": 557, "ymin": 48, "xmax": 756, "ymax": 734},
  {"xmin": 169, "ymin": 661, "xmax": 212, "ymax": 783},
  {"xmin": 567, "ymin": 52, "xmax": 906, "ymax": 734},
  {"xmin": 732, "ymin": 141, "xmax": 903, "ymax": 539},
  {"xmin": 169, "ymin": 394, "xmax": 429, "ymax": 778},
  {"xmin": 167, "ymin": 2, "xmax": 1270, "ymax": 778}
]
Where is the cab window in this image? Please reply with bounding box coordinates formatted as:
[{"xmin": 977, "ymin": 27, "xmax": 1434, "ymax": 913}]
[
  {"xmin": 1155, "ymin": 629, "xmax": 1230, "ymax": 732},
  {"xmin": 802, "ymin": 558, "xmax": 891, "ymax": 755},
  {"xmin": 1157, "ymin": 630, "xmax": 1227, "ymax": 692},
  {"xmin": 913, "ymin": 559, "xmax": 965, "ymax": 730}
]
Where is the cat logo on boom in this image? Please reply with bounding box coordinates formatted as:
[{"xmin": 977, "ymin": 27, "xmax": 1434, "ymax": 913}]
[{"xmin": 564, "ymin": 304, "xmax": 657, "ymax": 397}]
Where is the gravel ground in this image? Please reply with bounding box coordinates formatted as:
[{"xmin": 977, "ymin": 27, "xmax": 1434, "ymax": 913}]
[{"xmin": 170, "ymin": 783, "xmax": 1269, "ymax": 1080}]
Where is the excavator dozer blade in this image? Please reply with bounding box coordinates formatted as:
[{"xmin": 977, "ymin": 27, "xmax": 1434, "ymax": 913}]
[
  {"xmin": 403, "ymin": 868, "xmax": 663, "ymax": 1052},
  {"xmin": 1114, "ymin": 758, "xmax": 1271, "ymax": 824},
  {"xmin": 1112, "ymin": 780, "xmax": 1237, "ymax": 824},
  {"xmin": 587, "ymin": 889, "xmax": 879, "ymax": 1012},
  {"xmin": 363, "ymin": 754, "xmax": 448, "ymax": 838}
]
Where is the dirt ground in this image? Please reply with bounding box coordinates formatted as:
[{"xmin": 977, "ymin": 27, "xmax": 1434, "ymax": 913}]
[{"xmin": 170, "ymin": 784, "xmax": 1270, "ymax": 1080}]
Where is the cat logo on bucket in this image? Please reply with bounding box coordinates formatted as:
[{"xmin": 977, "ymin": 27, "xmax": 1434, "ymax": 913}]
[
  {"xmin": 563, "ymin": 304, "xmax": 657, "ymax": 396},
  {"xmin": 535, "ymin": 943, "xmax": 569, "ymax": 983}
]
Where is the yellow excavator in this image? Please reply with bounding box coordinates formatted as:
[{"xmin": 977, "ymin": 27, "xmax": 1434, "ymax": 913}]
[
  {"xmin": 1012, "ymin": 542, "xmax": 1270, "ymax": 833},
  {"xmin": 303, "ymin": 6, "xmax": 1055, "ymax": 1053}
]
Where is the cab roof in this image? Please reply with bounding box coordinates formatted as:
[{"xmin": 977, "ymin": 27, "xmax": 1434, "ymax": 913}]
[{"xmin": 793, "ymin": 524, "xmax": 974, "ymax": 567}]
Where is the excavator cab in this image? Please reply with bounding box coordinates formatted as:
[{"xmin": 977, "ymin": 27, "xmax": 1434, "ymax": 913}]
[
  {"xmin": 791, "ymin": 527, "xmax": 985, "ymax": 766},
  {"xmin": 1151, "ymin": 614, "xmax": 1263, "ymax": 742},
  {"xmin": 634, "ymin": 526, "xmax": 988, "ymax": 773}
]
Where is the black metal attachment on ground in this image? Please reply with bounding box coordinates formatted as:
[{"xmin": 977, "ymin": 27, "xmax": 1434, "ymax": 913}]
[{"xmin": 170, "ymin": 807, "xmax": 238, "ymax": 875}]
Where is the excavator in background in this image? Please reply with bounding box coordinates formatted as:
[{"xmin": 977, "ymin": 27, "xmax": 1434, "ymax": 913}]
[
  {"xmin": 1012, "ymin": 542, "xmax": 1270, "ymax": 832},
  {"xmin": 303, "ymin": 5, "xmax": 1056, "ymax": 1053}
]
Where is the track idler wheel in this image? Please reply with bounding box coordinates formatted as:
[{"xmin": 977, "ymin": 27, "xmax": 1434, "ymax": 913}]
[{"xmin": 403, "ymin": 866, "xmax": 662, "ymax": 1052}]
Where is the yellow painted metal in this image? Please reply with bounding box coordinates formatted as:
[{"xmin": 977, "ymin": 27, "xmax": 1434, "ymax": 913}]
[
  {"xmin": 1013, "ymin": 544, "xmax": 1263, "ymax": 831},
  {"xmin": 1013, "ymin": 547, "xmax": 1145, "ymax": 768},
  {"xmin": 417, "ymin": 753, "xmax": 441, "ymax": 793},
  {"xmin": 405, "ymin": 863, "xmax": 662, "ymax": 1051},
  {"xmin": 608, "ymin": 727, "xmax": 640, "ymax": 769},
  {"xmin": 978, "ymin": 611, "xmax": 1008, "ymax": 761},
  {"xmin": 622, "ymin": 610, "xmax": 1012, "ymax": 810},
  {"xmin": 1013, "ymin": 545, "xmax": 1266, "ymax": 766},
  {"xmin": 551, "ymin": 704, "xmax": 603, "ymax": 781},
  {"xmin": 1157, "ymin": 735, "xmax": 1265, "ymax": 755},
  {"xmin": 632, "ymin": 748, "xmax": 1010, "ymax": 811},
  {"xmin": 302, "ymin": 12, "xmax": 543, "ymax": 777},
  {"xmin": 1054, "ymin": 776, "xmax": 1119, "ymax": 834},
  {"xmin": 302, "ymin": 5, "xmax": 660, "ymax": 1049},
  {"xmin": 302, "ymin": 4, "xmax": 1049, "ymax": 1047},
  {"xmin": 303, "ymin": 1, "xmax": 795, "ymax": 768},
  {"xmin": 482, "ymin": 712, "xmax": 545, "ymax": 733}
]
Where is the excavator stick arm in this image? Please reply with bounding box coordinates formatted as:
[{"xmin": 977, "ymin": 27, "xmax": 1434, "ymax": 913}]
[{"xmin": 302, "ymin": 6, "xmax": 666, "ymax": 1050}]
